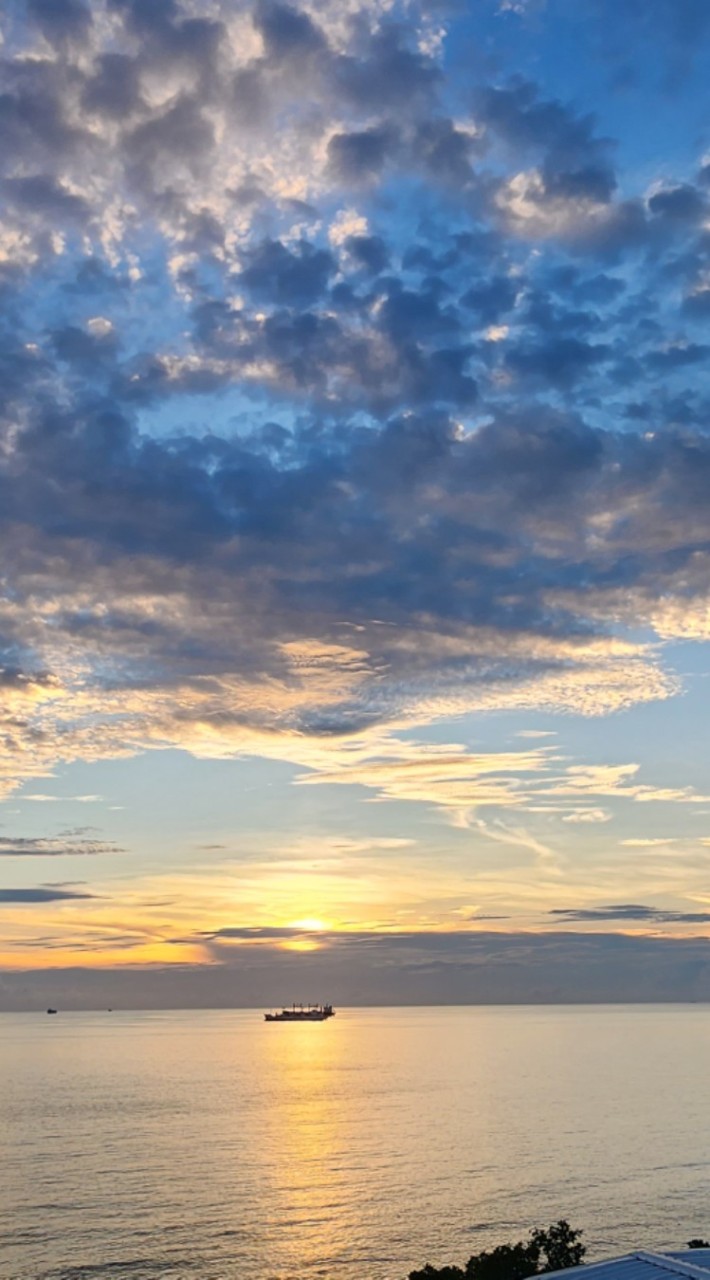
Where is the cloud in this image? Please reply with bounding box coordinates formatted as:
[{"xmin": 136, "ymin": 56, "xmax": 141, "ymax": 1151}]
[
  {"xmin": 22, "ymin": 793, "xmax": 103, "ymax": 803},
  {"xmin": 536, "ymin": 762, "xmax": 710, "ymax": 806},
  {"xmin": 5, "ymin": 929, "xmax": 710, "ymax": 1008},
  {"xmin": 561, "ymin": 808, "xmax": 611, "ymax": 824},
  {"xmin": 328, "ymin": 126, "xmax": 396, "ymax": 183},
  {"xmin": 620, "ymin": 838, "xmax": 680, "ymax": 847},
  {"xmin": 0, "ymin": 0, "xmax": 706, "ymax": 813},
  {"xmin": 474, "ymin": 819, "xmax": 560, "ymax": 871},
  {"xmin": 0, "ymin": 886, "xmax": 96, "ymax": 903},
  {"xmin": 295, "ymin": 740, "xmax": 555, "ymax": 815},
  {"xmin": 0, "ymin": 833, "xmax": 123, "ymax": 858},
  {"xmin": 478, "ymin": 80, "xmax": 617, "ymax": 201},
  {"xmin": 239, "ymin": 237, "xmax": 336, "ymax": 305},
  {"xmin": 550, "ymin": 904, "xmax": 710, "ymax": 924}
]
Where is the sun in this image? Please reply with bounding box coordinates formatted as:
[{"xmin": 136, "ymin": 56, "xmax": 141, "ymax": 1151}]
[{"xmin": 288, "ymin": 917, "xmax": 329, "ymax": 932}]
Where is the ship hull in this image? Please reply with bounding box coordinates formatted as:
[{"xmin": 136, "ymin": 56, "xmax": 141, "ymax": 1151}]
[
  {"xmin": 265, "ymin": 1012, "xmax": 328, "ymax": 1021},
  {"xmin": 264, "ymin": 1005, "xmax": 335, "ymax": 1022}
]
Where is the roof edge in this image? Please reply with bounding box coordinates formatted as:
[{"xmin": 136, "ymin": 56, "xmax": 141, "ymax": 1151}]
[
  {"xmin": 632, "ymin": 1253, "xmax": 710, "ymax": 1280},
  {"xmin": 544, "ymin": 1252, "xmax": 710, "ymax": 1280}
]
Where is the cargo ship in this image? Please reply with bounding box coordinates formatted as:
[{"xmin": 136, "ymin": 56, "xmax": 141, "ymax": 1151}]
[{"xmin": 264, "ymin": 1003, "xmax": 335, "ymax": 1022}]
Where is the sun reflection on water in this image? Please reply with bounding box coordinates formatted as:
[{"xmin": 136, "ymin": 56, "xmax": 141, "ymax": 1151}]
[{"xmin": 258, "ymin": 1018, "xmax": 356, "ymax": 1272}]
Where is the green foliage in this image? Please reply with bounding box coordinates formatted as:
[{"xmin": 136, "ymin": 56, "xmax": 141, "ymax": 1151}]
[{"xmin": 409, "ymin": 1220, "xmax": 585, "ymax": 1280}]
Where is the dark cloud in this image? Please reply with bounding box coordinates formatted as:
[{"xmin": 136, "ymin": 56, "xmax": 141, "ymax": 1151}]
[
  {"xmin": 343, "ymin": 234, "xmax": 389, "ymax": 274},
  {"xmin": 0, "ymin": 329, "xmax": 709, "ymax": 747},
  {"xmin": 240, "ymin": 238, "xmax": 336, "ymax": 306},
  {"xmin": 27, "ymin": 0, "xmax": 92, "ymax": 41},
  {"xmin": 646, "ymin": 343, "xmax": 709, "ymax": 371},
  {"xmin": 4, "ymin": 931, "xmax": 710, "ymax": 1009},
  {"xmin": 411, "ymin": 118, "xmax": 478, "ymax": 185},
  {"xmin": 379, "ymin": 280, "xmax": 460, "ymax": 343},
  {"xmin": 333, "ymin": 23, "xmax": 439, "ymax": 111},
  {"xmin": 51, "ymin": 324, "xmax": 118, "ymax": 367},
  {"xmin": 106, "ymin": 0, "xmax": 180, "ymax": 35},
  {"xmin": 478, "ymin": 81, "xmax": 617, "ymax": 202},
  {"xmin": 82, "ymin": 53, "xmax": 145, "ymax": 119},
  {"xmin": 3, "ymin": 174, "xmax": 90, "ymax": 222},
  {"xmin": 253, "ymin": 0, "xmax": 327, "ymax": 61},
  {"xmin": 648, "ymin": 184, "xmax": 706, "ymax": 222},
  {"xmin": 564, "ymin": 269, "xmax": 624, "ymax": 301},
  {"xmin": 0, "ymin": 887, "xmax": 95, "ymax": 903},
  {"xmin": 107, "ymin": 0, "xmax": 224, "ymax": 79},
  {"xmin": 551, "ymin": 905, "xmax": 710, "ymax": 924},
  {"xmin": 125, "ymin": 95, "xmax": 215, "ymax": 191},
  {"xmin": 461, "ymin": 275, "xmax": 518, "ymax": 324},
  {"xmin": 683, "ymin": 290, "xmax": 710, "ymax": 318},
  {"xmin": 506, "ymin": 337, "xmax": 611, "ymax": 387},
  {"xmin": 0, "ymin": 66, "xmax": 86, "ymax": 168},
  {"xmin": 328, "ymin": 126, "xmax": 396, "ymax": 183}
]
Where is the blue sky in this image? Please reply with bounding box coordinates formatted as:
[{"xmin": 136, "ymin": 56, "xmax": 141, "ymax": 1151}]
[{"xmin": 1, "ymin": 0, "xmax": 710, "ymax": 1006}]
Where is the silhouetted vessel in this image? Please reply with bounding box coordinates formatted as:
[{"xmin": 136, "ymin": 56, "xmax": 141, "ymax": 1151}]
[
  {"xmin": 46, "ymin": 1008, "xmax": 57, "ymax": 1015},
  {"xmin": 264, "ymin": 1003, "xmax": 335, "ymax": 1022}
]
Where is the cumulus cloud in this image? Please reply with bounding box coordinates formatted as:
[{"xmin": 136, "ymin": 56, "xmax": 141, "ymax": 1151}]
[{"xmin": 0, "ymin": 0, "xmax": 707, "ymax": 812}]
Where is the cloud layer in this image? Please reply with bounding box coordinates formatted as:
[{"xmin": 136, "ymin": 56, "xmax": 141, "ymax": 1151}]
[
  {"xmin": 0, "ymin": 0, "xmax": 709, "ymax": 803},
  {"xmin": 4, "ymin": 928, "xmax": 710, "ymax": 1009},
  {"xmin": 1, "ymin": 1, "xmax": 710, "ymax": 994}
]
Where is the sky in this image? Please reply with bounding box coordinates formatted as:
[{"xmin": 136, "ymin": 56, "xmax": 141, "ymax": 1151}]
[{"xmin": 2, "ymin": 0, "xmax": 710, "ymax": 1008}]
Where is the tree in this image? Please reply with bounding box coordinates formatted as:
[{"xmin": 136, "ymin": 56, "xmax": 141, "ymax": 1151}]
[
  {"xmin": 688, "ymin": 1241, "xmax": 710, "ymax": 1250},
  {"xmin": 534, "ymin": 1221, "xmax": 586, "ymax": 1272},
  {"xmin": 409, "ymin": 1267, "xmax": 465, "ymax": 1280},
  {"xmin": 409, "ymin": 1220, "xmax": 585, "ymax": 1280}
]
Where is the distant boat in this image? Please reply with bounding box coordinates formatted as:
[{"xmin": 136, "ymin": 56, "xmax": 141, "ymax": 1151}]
[
  {"xmin": 264, "ymin": 1003, "xmax": 335, "ymax": 1022},
  {"xmin": 46, "ymin": 1008, "xmax": 57, "ymax": 1015}
]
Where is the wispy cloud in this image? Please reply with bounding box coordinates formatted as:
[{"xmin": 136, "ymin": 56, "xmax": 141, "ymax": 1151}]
[
  {"xmin": 0, "ymin": 832, "xmax": 123, "ymax": 858},
  {"xmin": 620, "ymin": 838, "xmax": 681, "ymax": 847},
  {"xmin": 550, "ymin": 904, "xmax": 710, "ymax": 924},
  {"xmin": 474, "ymin": 819, "xmax": 562, "ymax": 873},
  {"xmin": 22, "ymin": 794, "xmax": 103, "ymax": 804},
  {"xmin": 562, "ymin": 809, "xmax": 611, "ymax": 824}
]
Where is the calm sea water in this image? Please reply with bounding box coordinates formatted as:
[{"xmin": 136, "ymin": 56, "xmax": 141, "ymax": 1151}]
[{"xmin": 2, "ymin": 1005, "xmax": 710, "ymax": 1280}]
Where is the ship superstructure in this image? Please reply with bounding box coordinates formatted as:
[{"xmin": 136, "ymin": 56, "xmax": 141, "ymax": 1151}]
[{"xmin": 264, "ymin": 1003, "xmax": 335, "ymax": 1022}]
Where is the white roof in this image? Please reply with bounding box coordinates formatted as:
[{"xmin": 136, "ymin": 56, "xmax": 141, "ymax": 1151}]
[{"xmin": 545, "ymin": 1252, "xmax": 710, "ymax": 1280}]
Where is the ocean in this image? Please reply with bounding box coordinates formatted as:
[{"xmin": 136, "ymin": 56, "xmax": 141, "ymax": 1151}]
[{"xmin": 1, "ymin": 1005, "xmax": 709, "ymax": 1280}]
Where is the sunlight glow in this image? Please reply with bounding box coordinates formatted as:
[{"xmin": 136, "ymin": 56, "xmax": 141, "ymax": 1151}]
[{"xmin": 280, "ymin": 938, "xmax": 323, "ymax": 952}]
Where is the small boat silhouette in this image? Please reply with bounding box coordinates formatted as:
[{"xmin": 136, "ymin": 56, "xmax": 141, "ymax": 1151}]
[{"xmin": 46, "ymin": 1008, "xmax": 57, "ymax": 1015}]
